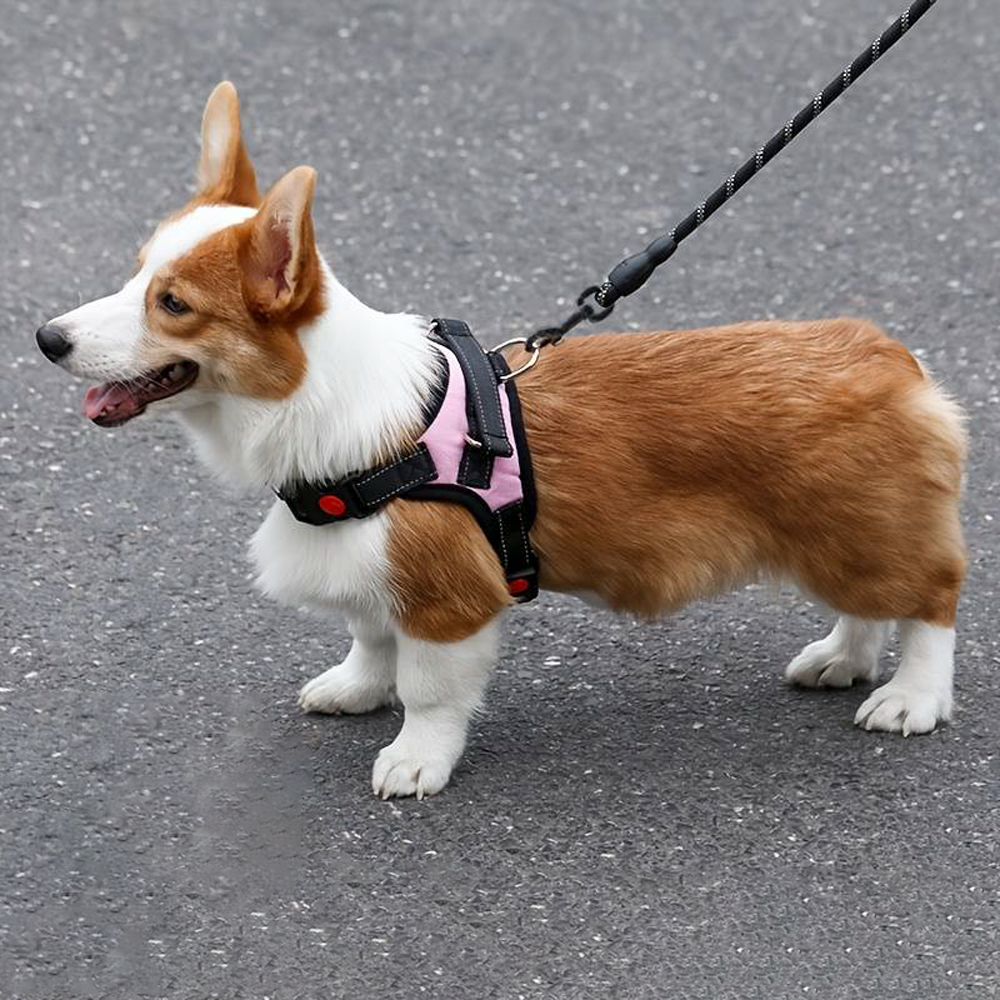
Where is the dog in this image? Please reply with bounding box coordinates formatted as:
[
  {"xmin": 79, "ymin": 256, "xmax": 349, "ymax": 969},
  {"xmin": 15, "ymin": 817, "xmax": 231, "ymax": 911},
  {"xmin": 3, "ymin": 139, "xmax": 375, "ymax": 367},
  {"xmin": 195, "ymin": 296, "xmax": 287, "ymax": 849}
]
[{"xmin": 36, "ymin": 83, "xmax": 967, "ymax": 798}]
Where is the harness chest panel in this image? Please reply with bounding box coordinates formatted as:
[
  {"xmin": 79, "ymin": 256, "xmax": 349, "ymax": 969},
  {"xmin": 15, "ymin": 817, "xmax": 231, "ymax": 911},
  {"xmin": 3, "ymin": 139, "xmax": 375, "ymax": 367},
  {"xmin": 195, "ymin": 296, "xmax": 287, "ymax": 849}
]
[{"xmin": 277, "ymin": 319, "xmax": 540, "ymax": 602}]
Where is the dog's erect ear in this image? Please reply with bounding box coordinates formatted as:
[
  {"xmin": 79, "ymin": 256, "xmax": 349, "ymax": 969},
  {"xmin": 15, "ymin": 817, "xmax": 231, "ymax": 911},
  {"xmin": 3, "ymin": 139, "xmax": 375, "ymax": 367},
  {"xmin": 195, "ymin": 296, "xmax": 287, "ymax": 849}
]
[
  {"xmin": 197, "ymin": 81, "xmax": 260, "ymax": 206},
  {"xmin": 241, "ymin": 166, "xmax": 319, "ymax": 315}
]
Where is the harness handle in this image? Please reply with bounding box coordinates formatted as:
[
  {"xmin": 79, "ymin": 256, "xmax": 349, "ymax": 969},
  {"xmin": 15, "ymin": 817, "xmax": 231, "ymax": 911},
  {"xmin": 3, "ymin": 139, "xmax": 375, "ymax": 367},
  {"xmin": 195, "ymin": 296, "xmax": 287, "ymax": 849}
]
[{"xmin": 528, "ymin": 0, "xmax": 940, "ymax": 350}]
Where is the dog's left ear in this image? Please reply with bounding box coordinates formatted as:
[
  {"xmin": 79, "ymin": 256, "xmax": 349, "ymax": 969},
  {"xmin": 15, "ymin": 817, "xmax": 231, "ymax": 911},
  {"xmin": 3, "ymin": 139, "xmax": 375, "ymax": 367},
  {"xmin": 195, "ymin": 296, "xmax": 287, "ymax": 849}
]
[
  {"xmin": 240, "ymin": 165, "xmax": 319, "ymax": 316},
  {"xmin": 197, "ymin": 81, "xmax": 260, "ymax": 206}
]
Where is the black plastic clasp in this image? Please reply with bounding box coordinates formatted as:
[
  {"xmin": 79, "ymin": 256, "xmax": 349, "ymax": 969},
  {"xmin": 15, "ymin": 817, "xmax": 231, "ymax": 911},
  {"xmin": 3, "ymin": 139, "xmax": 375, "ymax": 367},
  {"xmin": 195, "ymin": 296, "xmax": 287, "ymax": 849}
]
[
  {"xmin": 279, "ymin": 479, "xmax": 365, "ymax": 525},
  {"xmin": 578, "ymin": 284, "xmax": 614, "ymax": 323},
  {"xmin": 506, "ymin": 562, "xmax": 539, "ymax": 603},
  {"xmin": 595, "ymin": 233, "xmax": 677, "ymax": 308}
]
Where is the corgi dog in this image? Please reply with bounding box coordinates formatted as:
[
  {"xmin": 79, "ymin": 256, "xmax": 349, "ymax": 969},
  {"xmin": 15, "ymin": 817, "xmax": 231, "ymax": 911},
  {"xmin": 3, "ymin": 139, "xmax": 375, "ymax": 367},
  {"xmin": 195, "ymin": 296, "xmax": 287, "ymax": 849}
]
[{"xmin": 36, "ymin": 83, "xmax": 966, "ymax": 798}]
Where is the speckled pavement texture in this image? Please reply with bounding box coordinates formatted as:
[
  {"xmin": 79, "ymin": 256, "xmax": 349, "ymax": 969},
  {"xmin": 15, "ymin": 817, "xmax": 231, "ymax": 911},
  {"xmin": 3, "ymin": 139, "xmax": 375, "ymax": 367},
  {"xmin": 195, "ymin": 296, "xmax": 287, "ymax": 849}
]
[{"xmin": 2, "ymin": 1, "xmax": 997, "ymax": 997}]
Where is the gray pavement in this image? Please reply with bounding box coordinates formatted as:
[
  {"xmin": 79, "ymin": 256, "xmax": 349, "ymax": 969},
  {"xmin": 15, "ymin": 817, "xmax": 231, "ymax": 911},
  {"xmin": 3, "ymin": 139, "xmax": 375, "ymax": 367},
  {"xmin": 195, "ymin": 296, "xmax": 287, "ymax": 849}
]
[{"xmin": 1, "ymin": 1, "xmax": 997, "ymax": 997}]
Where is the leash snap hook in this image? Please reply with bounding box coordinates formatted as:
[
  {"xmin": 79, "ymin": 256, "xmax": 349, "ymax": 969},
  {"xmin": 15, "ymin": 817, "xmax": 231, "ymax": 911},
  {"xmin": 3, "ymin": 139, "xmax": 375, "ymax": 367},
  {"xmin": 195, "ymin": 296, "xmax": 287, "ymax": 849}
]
[
  {"xmin": 525, "ymin": 285, "xmax": 616, "ymax": 353},
  {"xmin": 494, "ymin": 337, "xmax": 541, "ymax": 382},
  {"xmin": 577, "ymin": 284, "xmax": 614, "ymax": 323}
]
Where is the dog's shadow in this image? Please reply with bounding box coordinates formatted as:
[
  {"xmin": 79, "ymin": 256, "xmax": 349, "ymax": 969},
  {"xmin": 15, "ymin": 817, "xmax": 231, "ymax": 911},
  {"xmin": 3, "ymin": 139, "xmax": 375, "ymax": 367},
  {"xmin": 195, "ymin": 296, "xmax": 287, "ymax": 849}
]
[{"xmin": 292, "ymin": 597, "xmax": 937, "ymax": 812}]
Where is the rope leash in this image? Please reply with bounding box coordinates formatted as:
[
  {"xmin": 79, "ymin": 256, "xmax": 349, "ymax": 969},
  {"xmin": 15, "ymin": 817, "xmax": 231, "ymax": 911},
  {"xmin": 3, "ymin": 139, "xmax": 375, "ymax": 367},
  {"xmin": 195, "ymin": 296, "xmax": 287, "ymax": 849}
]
[{"xmin": 524, "ymin": 0, "xmax": 940, "ymax": 354}]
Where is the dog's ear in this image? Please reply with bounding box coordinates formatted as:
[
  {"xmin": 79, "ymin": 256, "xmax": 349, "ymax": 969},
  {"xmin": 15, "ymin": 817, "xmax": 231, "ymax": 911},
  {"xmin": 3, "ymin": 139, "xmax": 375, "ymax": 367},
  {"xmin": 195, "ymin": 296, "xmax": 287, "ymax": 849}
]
[
  {"xmin": 240, "ymin": 166, "xmax": 319, "ymax": 315},
  {"xmin": 197, "ymin": 81, "xmax": 260, "ymax": 207}
]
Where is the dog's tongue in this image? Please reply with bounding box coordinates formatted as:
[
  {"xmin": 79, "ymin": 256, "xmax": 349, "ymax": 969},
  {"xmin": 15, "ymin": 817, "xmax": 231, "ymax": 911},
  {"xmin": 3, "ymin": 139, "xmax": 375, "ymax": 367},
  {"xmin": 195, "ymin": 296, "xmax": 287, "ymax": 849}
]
[{"xmin": 83, "ymin": 382, "xmax": 145, "ymax": 424}]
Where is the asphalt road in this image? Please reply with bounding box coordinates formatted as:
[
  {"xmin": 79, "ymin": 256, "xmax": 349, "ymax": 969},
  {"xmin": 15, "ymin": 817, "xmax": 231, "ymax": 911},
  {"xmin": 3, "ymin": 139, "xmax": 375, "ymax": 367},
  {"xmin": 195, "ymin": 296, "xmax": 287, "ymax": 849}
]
[{"xmin": 2, "ymin": 1, "xmax": 997, "ymax": 997}]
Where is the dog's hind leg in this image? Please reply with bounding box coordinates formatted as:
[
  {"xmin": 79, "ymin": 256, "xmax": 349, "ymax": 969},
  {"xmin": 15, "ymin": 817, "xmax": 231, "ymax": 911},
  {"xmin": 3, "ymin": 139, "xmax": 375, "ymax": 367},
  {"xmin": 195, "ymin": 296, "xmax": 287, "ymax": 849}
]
[
  {"xmin": 786, "ymin": 615, "xmax": 893, "ymax": 689},
  {"xmin": 854, "ymin": 620, "xmax": 955, "ymax": 735},
  {"xmin": 371, "ymin": 619, "xmax": 499, "ymax": 799},
  {"xmin": 299, "ymin": 615, "xmax": 398, "ymax": 715}
]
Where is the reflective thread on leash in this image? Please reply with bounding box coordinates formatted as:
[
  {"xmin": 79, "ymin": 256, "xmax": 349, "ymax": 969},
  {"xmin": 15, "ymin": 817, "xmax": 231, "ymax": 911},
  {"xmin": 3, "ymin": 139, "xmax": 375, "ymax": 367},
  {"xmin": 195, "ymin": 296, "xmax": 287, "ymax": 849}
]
[{"xmin": 522, "ymin": 0, "xmax": 941, "ymax": 356}]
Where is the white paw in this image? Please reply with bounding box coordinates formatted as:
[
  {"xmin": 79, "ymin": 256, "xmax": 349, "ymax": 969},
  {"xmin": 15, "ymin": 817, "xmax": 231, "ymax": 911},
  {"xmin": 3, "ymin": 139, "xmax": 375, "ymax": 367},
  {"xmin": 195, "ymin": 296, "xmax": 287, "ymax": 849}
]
[
  {"xmin": 854, "ymin": 682, "xmax": 952, "ymax": 736},
  {"xmin": 371, "ymin": 738, "xmax": 456, "ymax": 800},
  {"xmin": 785, "ymin": 640, "xmax": 875, "ymax": 689},
  {"xmin": 299, "ymin": 665, "xmax": 395, "ymax": 715}
]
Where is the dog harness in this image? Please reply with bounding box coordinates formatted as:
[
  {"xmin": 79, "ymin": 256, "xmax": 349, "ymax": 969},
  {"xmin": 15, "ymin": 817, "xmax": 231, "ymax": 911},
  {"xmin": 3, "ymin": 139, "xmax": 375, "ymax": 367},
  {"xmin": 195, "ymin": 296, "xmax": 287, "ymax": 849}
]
[{"xmin": 276, "ymin": 319, "xmax": 540, "ymax": 602}]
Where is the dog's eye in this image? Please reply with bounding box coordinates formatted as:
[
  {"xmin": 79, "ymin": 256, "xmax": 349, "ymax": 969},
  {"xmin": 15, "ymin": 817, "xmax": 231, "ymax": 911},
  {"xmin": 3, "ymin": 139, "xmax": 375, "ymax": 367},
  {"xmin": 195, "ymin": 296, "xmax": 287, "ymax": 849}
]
[{"xmin": 159, "ymin": 292, "xmax": 190, "ymax": 316}]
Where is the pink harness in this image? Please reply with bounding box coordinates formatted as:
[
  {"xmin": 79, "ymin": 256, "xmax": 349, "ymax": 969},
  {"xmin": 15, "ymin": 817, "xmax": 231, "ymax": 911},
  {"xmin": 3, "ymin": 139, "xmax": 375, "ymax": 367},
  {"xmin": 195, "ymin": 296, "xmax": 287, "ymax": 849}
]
[
  {"xmin": 419, "ymin": 345, "xmax": 524, "ymax": 512},
  {"xmin": 277, "ymin": 319, "xmax": 539, "ymax": 601}
]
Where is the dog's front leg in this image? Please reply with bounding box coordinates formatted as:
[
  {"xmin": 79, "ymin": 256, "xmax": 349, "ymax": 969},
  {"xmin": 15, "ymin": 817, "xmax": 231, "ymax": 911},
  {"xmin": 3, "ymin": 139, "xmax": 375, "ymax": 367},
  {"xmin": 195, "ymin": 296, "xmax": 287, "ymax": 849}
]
[
  {"xmin": 371, "ymin": 619, "xmax": 499, "ymax": 799},
  {"xmin": 299, "ymin": 615, "xmax": 398, "ymax": 715}
]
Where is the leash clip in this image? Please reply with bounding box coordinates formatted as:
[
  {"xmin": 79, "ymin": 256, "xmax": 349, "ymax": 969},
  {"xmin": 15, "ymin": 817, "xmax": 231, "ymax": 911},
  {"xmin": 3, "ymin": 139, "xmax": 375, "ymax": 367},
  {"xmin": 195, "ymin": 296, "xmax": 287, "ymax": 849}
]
[{"xmin": 526, "ymin": 286, "xmax": 614, "ymax": 353}]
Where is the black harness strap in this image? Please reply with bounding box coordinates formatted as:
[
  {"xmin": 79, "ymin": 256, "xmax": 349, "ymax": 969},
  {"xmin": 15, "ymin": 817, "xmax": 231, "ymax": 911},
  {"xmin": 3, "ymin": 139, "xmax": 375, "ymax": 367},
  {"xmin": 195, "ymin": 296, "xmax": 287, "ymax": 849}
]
[
  {"xmin": 432, "ymin": 318, "xmax": 513, "ymax": 489},
  {"xmin": 277, "ymin": 443, "xmax": 437, "ymax": 524},
  {"xmin": 495, "ymin": 501, "xmax": 538, "ymax": 597}
]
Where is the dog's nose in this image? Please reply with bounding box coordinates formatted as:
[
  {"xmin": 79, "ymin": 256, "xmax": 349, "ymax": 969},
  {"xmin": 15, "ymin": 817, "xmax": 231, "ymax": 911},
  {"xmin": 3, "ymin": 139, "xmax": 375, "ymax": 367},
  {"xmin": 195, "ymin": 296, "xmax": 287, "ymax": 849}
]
[{"xmin": 36, "ymin": 323, "xmax": 73, "ymax": 362}]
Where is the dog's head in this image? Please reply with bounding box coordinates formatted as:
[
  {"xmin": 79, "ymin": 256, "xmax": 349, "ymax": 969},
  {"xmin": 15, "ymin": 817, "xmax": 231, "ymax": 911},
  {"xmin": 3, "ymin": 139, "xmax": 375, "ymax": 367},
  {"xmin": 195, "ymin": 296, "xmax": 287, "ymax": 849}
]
[{"xmin": 36, "ymin": 82, "xmax": 323, "ymax": 426}]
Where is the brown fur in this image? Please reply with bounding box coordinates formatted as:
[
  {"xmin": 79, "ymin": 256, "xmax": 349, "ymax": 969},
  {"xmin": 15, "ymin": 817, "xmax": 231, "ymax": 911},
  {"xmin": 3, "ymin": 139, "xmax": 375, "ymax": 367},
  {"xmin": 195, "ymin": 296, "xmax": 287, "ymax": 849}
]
[
  {"xmin": 388, "ymin": 318, "xmax": 966, "ymax": 642},
  {"xmin": 193, "ymin": 81, "xmax": 261, "ymax": 208},
  {"xmin": 141, "ymin": 231, "xmax": 307, "ymax": 400},
  {"xmin": 140, "ymin": 170, "xmax": 323, "ymax": 401}
]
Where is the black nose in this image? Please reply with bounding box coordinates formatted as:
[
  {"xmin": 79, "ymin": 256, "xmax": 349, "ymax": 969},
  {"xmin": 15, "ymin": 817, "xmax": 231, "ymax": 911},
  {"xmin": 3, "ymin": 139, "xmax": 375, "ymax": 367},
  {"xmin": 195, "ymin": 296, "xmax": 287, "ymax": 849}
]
[{"xmin": 36, "ymin": 323, "xmax": 73, "ymax": 362}]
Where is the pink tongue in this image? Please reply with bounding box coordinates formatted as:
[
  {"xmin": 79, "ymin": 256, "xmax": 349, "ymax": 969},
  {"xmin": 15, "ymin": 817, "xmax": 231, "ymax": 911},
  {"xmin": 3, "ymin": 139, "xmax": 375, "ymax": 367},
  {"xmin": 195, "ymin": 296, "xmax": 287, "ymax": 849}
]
[{"xmin": 83, "ymin": 382, "xmax": 144, "ymax": 422}]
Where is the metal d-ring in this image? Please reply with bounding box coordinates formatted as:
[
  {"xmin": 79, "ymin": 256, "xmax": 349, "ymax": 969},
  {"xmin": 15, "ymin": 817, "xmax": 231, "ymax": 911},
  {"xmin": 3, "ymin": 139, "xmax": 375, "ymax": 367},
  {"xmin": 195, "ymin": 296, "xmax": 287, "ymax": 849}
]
[{"xmin": 494, "ymin": 338, "xmax": 541, "ymax": 382}]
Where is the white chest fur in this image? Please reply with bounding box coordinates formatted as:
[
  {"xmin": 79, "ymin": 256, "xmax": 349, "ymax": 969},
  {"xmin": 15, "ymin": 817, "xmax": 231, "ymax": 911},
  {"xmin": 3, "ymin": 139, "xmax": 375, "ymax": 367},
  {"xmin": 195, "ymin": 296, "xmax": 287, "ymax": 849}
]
[
  {"xmin": 172, "ymin": 264, "xmax": 439, "ymax": 627},
  {"xmin": 250, "ymin": 500, "xmax": 394, "ymax": 625}
]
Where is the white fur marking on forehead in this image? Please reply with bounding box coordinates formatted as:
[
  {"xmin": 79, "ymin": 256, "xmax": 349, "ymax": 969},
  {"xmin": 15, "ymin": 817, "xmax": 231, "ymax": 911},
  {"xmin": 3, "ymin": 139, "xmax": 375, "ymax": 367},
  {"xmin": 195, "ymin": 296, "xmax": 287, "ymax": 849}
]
[{"xmin": 142, "ymin": 204, "xmax": 256, "ymax": 276}]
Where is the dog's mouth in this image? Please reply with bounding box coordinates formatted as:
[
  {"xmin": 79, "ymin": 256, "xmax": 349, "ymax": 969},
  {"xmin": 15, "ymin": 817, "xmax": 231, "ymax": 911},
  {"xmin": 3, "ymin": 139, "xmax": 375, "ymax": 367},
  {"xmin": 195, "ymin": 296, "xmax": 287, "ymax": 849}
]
[{"xmin": 83, "ymin": 361, "xmax": 200, "ymax": 427}]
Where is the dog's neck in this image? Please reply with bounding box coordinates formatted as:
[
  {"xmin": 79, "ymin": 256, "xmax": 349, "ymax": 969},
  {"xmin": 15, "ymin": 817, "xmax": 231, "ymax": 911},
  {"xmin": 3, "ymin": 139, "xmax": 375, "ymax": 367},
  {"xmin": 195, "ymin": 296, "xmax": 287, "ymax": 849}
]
[{"xmin": 177, "ymin": 260, "xmax": 440, "ymax": 492}]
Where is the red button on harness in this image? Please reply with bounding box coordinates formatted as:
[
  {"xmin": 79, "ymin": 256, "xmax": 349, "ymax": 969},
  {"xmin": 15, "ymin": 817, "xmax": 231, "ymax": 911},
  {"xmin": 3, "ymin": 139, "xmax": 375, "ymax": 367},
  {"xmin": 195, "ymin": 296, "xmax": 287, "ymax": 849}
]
[
  {"xmin": 318, "ymin": 494, "xmax": 347, "ymax": 516},
  {"xmin": 508, "ymin": 578, "xmax": 530, "ymax": 596}
]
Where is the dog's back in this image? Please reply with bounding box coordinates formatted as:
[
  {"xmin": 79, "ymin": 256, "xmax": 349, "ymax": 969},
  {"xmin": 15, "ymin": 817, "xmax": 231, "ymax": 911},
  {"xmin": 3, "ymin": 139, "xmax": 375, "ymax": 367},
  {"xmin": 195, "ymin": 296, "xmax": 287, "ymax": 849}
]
[{"xmin": 524, "ymin": 318, "xmax": 965, "ymax": 618}]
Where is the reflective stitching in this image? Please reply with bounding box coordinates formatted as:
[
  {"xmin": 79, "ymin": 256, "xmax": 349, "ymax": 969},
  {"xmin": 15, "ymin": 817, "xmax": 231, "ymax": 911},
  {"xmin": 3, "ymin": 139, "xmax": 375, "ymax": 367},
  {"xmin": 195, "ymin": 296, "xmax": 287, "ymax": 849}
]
[
  {"xmin": 458, "ymin": 445, "xmax": 472, "ymax": 484},
  {"xmin": 366, "ymin": 468, "xmax": 433, "ymax": 506},
  {"xmin": 516, "ymin": 507, "xmax": 531, "ymax": 567},
  {"xmin": 496, "ymin": 512, "xmax": 510, "ymax": 567},
  {"xmin": 356, "ymin": 449, "xmax": 424, "ymax": 487}
]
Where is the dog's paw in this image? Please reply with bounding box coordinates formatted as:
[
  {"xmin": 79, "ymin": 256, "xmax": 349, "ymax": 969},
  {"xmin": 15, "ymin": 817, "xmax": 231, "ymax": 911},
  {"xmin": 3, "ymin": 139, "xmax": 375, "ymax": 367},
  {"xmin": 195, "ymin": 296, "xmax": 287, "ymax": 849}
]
[
  {"xmin": 854, "ymin": 682, "xmax": 951, "ymax": 736},
  {"xmin": 299, "ymin": 664, "xmax": 395, "ymax": 715},
  {"xmin": 371, "ymin": 738, "xmax": 455, "ymax": 800},
  {"xmin": 785, "ymin": 639, "xmax": 875, "ymax": 689}
]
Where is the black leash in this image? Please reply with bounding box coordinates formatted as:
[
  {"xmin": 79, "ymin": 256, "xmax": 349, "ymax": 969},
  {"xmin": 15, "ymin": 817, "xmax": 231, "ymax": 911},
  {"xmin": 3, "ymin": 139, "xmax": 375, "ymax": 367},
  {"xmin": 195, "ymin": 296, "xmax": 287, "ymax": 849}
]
[{"xmin": 526, "ymin": 0, "xmax": 940, "ymax": 353}]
